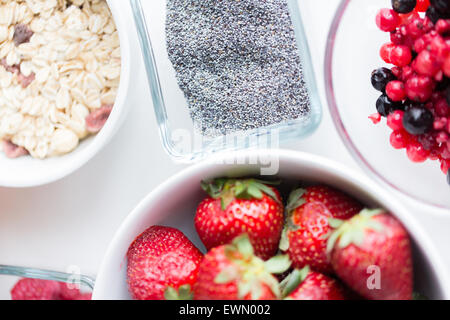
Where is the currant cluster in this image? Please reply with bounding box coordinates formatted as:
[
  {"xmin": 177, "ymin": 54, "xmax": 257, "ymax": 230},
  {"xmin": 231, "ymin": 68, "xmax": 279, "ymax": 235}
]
[{"xmin": 372, "ymin": 0, "xmax": 450, "ymax": 177}]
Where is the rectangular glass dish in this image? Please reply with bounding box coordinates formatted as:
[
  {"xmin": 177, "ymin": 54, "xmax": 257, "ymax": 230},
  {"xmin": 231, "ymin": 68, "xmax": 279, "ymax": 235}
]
[{"xmin": 130, "ymin": 0, "xmax": 322, "ymax": 162}]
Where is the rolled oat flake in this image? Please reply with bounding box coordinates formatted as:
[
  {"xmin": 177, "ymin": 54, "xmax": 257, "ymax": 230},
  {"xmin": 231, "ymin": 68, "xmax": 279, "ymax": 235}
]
[{"xmin": 166, "ymin": 0, "xmax": 311, "ymax": 137}]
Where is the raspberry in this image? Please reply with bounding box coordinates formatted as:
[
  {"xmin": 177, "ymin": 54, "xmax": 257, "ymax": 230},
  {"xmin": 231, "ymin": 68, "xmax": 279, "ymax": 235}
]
[
  {"xmin": 390, "ymin": 45, "xmax": 413, "ymax": 67},
  {"xmin": 386, "ymin": 80, "xmax": 407, "ymax": 101},
  {"xmin": 376, "ymin": 8, "xmax": 401, "ymax": 32}
]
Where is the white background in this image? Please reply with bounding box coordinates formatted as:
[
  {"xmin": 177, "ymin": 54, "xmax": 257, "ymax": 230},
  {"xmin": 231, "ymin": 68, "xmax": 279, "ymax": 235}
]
[{"xmin": 0, "ymin": 0, "xmax": 449, "ymax": 299}]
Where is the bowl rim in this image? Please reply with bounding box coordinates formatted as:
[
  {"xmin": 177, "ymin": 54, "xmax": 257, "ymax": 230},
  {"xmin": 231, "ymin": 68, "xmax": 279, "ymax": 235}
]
[
  {"xmin": 0, "ymin": 0, "xmax": 132, "ymax": 188},
  {"xmin": 93, "ymin": 149, "xmax": 450, "ymax": 299},
  {"xmin": 324, "ymin": 0, "xmax": 450, "ymax": 211}
]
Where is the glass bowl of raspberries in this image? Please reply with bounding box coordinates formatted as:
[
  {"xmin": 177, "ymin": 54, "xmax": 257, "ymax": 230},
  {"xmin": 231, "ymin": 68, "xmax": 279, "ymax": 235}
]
[{"xmin": 326, "ymin": 0, "xmax": 450, "ymax": 209}]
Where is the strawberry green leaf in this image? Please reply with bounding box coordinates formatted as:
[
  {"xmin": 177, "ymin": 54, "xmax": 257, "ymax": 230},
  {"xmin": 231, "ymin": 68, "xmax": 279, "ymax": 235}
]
[
  {"xmin": 279, "ymin": 227, "xmax": 290, "ymax": 251},
  {"xmin": 280, "ymin": 266, "xmax": 310, "ymax": 298},
  {"xmin": 413, "ymin": 292, "xmax": 428, "ymax": 300},
  {"xmin": 237, "ymin": 282, "xmax": 252, "ymax": 299},
  {"xmin": 286, "ymin": 188, "xmax": 306, "ymax": 213},
  {"xmin": 201, "ymin": 178, "xmax": 228, "ymax": 198},
  {"xmin": 247, "ymin": 184, "xmax": 264, "ymax": 199},
  {"xmin": 360, "ymin": 208, "xmax": 386, "ymax": 218},
  {"xmin": 252, "ymin": 181, "xmax": 280, "ymax": 203},
  {"xmin": 327, "ymin": 208, "xmax": 388, "ymax": 253},
  {"xmin": 260, "ymin": 274, "xmax": 282, "ymax": 299},
  {"xmin": 251, "ymin": 282, "xmax": 263, "ymax": 300},
  {"xmin": 215, "ymin": 266, "xmax": 238, "ymax": 284},
  {"xmin": 233, "ymin": 234, "xmax": 254, "ymax": 258},
  {"xmin": 264, "ymin": 255, "xmax": 291, "ymax": 274},
  {"xmin": 328, "ymin": 218, "xmax": 344, "ymax": 229},
  {"xmin": 326, "ymin": 228, "xmax": 341, "ymax": 255},
  {"xmin": 164, "ymin": 285, "xmax": 194, "ymax": 300}
]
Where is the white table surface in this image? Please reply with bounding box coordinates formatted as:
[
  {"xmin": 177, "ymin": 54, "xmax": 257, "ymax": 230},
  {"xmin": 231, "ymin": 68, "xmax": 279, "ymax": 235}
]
[{"xmin": 0, "ymin": 0, "xmax": 449, "ymax": 299}]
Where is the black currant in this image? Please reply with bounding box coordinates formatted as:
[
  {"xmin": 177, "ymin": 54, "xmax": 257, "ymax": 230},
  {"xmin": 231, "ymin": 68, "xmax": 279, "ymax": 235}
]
[
  {"xmin": 371, "ymin": 68, "xmax": 397, "ymax": 92},
  {"xmin": 392, "ymin": 0, "xmax": 417, "ymax": 14},
  {"xmin": 376, "ymin": 94, "xmax": 403, "ymax": 116},
  {"xmin": 445, "ymin": 87, "xmax": 450, "ymax": 105},
  {"xmin": 403, "ymin": 106, "xmax": 434, "ymax": 135},
  {"xmin": 436, "ymin": 76, "xmax": 450, "ymax": 92},
  {"xmin": 426, "ymin": 5, "xmax": 441, "ymax": 24},
  {"xmin": 431, "ymin": 0, "xmax": 450, "ymax": 14}
]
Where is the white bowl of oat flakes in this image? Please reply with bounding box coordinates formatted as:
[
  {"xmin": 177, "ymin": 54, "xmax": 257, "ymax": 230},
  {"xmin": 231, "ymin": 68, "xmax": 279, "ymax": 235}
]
[{"xmin": 0, "ymin": 0, "xmax": 130, "ymax": 187}]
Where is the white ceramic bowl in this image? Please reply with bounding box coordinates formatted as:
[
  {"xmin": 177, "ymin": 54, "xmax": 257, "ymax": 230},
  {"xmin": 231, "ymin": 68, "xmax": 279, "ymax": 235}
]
[
  {"xmin": 93, "ymin": 149, "xmax": 450, "ymax": 300},
  {"xmin": 0, "ymin": 0, "xmax": 131, "ymax": 188}
]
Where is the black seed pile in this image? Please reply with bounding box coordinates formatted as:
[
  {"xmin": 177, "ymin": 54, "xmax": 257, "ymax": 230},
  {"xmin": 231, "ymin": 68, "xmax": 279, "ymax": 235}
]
[{"xmin": 166, "ymin": 0, "xmax": 311, "ymax": 137}]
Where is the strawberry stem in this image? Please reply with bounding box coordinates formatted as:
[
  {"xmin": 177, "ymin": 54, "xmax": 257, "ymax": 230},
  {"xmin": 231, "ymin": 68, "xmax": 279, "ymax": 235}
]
[{"xmin": 201, "ymin": 178, "xmax": 280, "ymax": 210}]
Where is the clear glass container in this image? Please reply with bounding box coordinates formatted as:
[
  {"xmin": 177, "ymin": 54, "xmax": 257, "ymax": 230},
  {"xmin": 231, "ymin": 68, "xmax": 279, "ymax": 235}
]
[
  {"xmin": 130, "ymin": 0, "xmax": 322, "ymax": 162},
  {"xmin": 325, "ymin": 0, "xmax": 450, "ymax": 209}
]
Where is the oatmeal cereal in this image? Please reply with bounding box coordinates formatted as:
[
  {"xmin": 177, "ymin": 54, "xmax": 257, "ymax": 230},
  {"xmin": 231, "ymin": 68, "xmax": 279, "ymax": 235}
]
[{"xmin": 0, "ymin": 0, "xmax": 121, "ymax": 159}]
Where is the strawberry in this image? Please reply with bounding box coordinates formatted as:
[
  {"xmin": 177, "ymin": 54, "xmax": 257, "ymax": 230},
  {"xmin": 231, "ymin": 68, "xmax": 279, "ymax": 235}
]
[
  {"xmin": 127, "ymin": 226, "xmax": 203, "ymax": 300},
  {"xmin": 11, "ymin": 278, "xmax": 60, "ymax": 300},
  {"xmin": 195, "ymin": 178, "xmax": 284, "ymax": 260},
  {"xmin": 281, "ymin": 267, "xmax": 347, "ymax": 300},
  {"xmin": 327, "ymin": 209, "xmax": 413, "ymax": 300},
  {"xmin": 280, "ymin": 186, "xmax": 363, "ymax": 274},
  {"xmin": 58, "ymin": 282, "xmax": 87, "ymax": 300},
  {"xmin": 74, "ymin": 293, "xmax": 92, "ymax": 300},
  {"xmin": 11, "ymin": 279, "xmax": 92, "ymax": 300},
  {"xmin": 193, "ymin": 234, "xmax": 291, "ymax": 300}
]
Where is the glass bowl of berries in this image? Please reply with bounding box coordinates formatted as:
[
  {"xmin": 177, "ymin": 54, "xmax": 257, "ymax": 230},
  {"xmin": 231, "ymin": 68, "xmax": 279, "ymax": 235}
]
[{"xmin": 325, "ymin": 0, "xmax": 450, "ymax": 209}]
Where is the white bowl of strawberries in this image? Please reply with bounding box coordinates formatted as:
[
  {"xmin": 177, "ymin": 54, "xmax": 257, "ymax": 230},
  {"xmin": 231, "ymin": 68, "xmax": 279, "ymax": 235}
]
[{"xmin": 93, "ymin": 150, "xmax": 450, "ymax": 300}]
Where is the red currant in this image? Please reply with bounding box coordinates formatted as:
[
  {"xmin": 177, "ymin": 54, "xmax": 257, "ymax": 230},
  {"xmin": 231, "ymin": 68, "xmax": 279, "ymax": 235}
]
[
  {"xmin": 387, "ymin": 110, "xmax": 405, "ymax": 130},
  {"xmin": 390, "ymin": 130, "xmax": 409, "ymax": 149},
  {"xmin": 405, "ymin": 75, "xmax": 435, "ymax": 102},
  {"xmin": 386, "ymin": 80, "xmax": 407, "ymax": 101},
  {"xmin": 406, "ymin": 141, "xmax": 430, "ymax": 162},
  {"xmin": 390, "ymin": 45, "xmax": 412, "ymax": 67},
  {"xmin": 380, "ymin": 43, "xmax": 395, "ymax": 63},
  {"xmin": 376, "ymin": 8, "xmax": 401, "ymax": 32},
  {"xmin": 415, "ymin": 0, "xmax": 430, "ymax": 12},
  {"xmin": 413, "ymin": 50, "xmax": 442, "ymax": 76}
]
